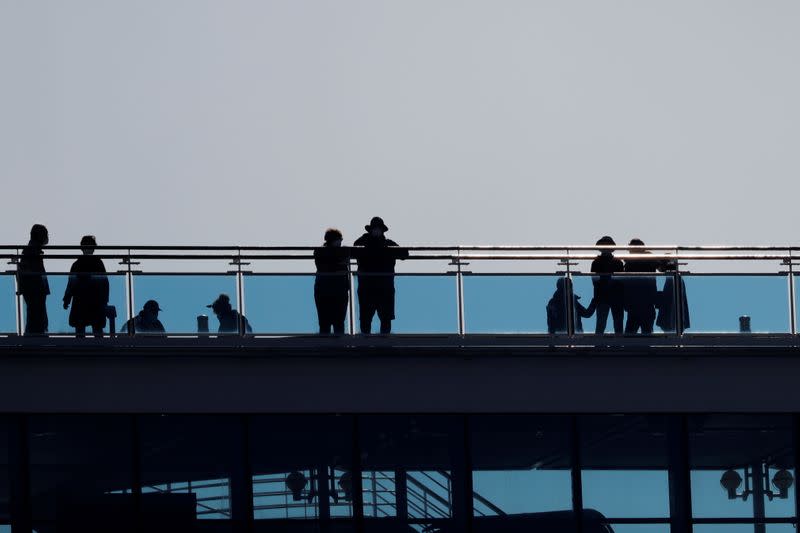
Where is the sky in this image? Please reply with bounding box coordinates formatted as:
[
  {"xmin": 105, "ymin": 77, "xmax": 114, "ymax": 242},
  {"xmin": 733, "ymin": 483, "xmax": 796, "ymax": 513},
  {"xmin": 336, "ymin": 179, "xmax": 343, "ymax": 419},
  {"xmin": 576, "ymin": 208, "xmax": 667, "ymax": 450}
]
[{"xmin": 1, "ymin": 1, "xmax": 799, "ymax": 248}]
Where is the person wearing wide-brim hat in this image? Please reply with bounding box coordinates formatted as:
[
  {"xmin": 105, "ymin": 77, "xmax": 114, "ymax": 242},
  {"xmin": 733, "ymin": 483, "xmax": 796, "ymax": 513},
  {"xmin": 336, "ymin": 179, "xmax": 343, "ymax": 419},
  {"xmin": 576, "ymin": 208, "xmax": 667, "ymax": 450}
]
[
  {"xmin": 590, "ymin": 235, "xmax": 625, "ymax": 334},
  {"xmin": 352, "ymin": 216, "xmax": 408, "ymax": 334},
  {"xmin": 207, "ymin": 293, "xmax": 252, "ymax": 334}
]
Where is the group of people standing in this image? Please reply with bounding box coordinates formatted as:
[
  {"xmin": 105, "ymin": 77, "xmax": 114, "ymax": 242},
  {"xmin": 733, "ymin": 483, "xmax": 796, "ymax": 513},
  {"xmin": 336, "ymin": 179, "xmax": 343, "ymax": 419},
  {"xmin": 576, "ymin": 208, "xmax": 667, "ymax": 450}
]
[
  {"xmin": 546, "ymin": 236, "xmax": 690, "ymax": 335},
  {"xmin": 18, "ymin": 225, "xmax": 111, "ymax": 337},
  {"xmin": 16, "ymin": 223, "xmax": 685, "ymax": 337}
]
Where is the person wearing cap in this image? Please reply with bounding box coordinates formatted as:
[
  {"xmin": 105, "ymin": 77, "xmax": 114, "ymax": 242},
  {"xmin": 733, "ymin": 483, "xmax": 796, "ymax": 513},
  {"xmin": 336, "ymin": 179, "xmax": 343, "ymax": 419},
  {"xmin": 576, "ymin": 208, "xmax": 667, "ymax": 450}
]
[
  {"xmin": 314, "ymin": 228, "xmax": 350, "ymax": 335},
  {"xmin": 590, "ymin": 236, "xmax": 625, "ymax": 335},
  {"xmin": 63, "ymin": 235, "xmax": 110, "ymax": 338},
  {"xmin": 207, "ymin": 293, "xmax": 252, "ymax": 334},
  {"xmin": 623, "ymin": 238, "xmax": 661, "ymax": 335},
  {"xmin": 17, "ymin": 224, "xmax": 50, "ymax": 335},
  {"xmin": 352, "ymin": 217, "xmax": 408, "ymax": 334},
  {"xmin": 122, "ymin": 300, "xmax": 166, "ymax": 335}
]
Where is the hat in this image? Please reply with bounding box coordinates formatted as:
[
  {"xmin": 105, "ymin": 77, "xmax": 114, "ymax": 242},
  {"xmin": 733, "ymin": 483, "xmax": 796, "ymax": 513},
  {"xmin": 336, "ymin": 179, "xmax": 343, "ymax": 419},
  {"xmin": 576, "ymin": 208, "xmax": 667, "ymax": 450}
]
[
  {"xmin": 596, "ymin": 236, "xmax": 616, "ymax": 246},
  {"xmin": 207, "ymin": 294, "xmax": 232, "ymax": 313},
  {"xmin": 143, "ymin": 299, "xmax": 162, "ymax": 313},
  {"xmin": 365, "ymin": 216, "xmax": 388, "ymax": 232}
]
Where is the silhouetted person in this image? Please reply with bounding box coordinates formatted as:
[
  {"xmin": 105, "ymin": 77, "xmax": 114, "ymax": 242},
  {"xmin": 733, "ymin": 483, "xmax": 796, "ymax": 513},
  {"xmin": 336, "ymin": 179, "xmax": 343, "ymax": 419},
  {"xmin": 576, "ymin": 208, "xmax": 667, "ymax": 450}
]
[
  {"xmin": 314, "ymin": 228, "xmax": 350, "ymax": 335},
  {"xmin": 591, "ymin": 236, "xmax": 625, "ymax": 334},
  {"xmin": 656, "ymin": 260, "xmax": 691, "ymax": 333},
  {"xmin": 17, "ymin": 224, "xmax": 50, "ymax": 335},
  {"xmin": 353, "ymin": 217, "xmax": 408, "ymax": 334},
  {"xmin": 623, "ymin": 238, "xmax": 660, "ymax": 334},
  {"xmin": 546, "ymin": 277, "xmax": 595, "ymax": 334},
  {"xmin": 207, "ymin": 293, "xmax": 252, "ymax": 334},
  {"xmin": 63, "ymin": 235, "xmax": 109, "ymax": 338},
  {"xmin": 122, "ymin": 299, "xmax": 166, "ymax": 335}
]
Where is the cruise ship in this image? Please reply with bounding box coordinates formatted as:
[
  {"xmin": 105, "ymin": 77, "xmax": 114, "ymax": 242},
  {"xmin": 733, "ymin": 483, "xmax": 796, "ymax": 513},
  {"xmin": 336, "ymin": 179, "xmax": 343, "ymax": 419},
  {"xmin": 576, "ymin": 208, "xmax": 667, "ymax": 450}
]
[{"xmin": 0, "ymin": 243, "xmax": 797, "ymax": 533}]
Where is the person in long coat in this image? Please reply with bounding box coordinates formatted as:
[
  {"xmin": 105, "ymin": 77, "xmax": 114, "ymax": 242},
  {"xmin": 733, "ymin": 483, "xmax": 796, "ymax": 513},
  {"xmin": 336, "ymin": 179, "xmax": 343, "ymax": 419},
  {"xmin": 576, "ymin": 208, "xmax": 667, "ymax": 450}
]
[
  {"xmin": 63, "ymin": 235, "xmax": 109, "ymax": 337},
  {"xmin": 623, "ymin": 238, "xmax": 661, "ymax": 334},
  {"xmin": 314, "ymin": 228, "xmax": 350, "ymax": 335},
  {"xmin": 352, "ymin": 217, "xmax": 408, "ymax": 334},
  {"xmin": 17, "ymin": 224, "xmax": 50, "ymax": 335}
]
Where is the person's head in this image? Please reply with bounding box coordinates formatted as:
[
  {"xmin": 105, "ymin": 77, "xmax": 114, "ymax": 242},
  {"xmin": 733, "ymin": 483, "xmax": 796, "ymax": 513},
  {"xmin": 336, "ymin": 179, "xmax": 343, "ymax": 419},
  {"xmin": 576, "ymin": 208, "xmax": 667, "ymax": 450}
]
[
  {"xmin": 30, "ymin": 224, "xmax": 49, "ymax": 246},
  {"xmin": 143, "ymin": 299, "xmax": 162, "ymax": 317},
  {"xmin": 80, "ymin": 235, "xmax": 97, "ymax": 255},
  {"xmin": 596, "ymin": 236, "xmax": 615, "ymax": 254},
  {"xmin": 207, "ymin": 294, "xmax": 232, "ymax": 316},
  {"xmin": 365, "ymin": 216, "xmax": 388, "ymax": 237},
  {"xmin": 324, "ymin": 228, "xmax": 343, "ymax": 247},
  {"xmin": 629, "ymin": 238, "xmax": 645, "ymax": 247}
]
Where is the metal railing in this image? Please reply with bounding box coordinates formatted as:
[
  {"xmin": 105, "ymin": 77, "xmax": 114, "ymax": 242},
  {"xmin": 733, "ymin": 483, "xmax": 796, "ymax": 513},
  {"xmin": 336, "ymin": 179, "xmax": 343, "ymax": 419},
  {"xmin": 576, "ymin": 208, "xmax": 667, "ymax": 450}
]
[{"xmin": 3, "ymin": 244, "xmax": 800, "ymax": 337}]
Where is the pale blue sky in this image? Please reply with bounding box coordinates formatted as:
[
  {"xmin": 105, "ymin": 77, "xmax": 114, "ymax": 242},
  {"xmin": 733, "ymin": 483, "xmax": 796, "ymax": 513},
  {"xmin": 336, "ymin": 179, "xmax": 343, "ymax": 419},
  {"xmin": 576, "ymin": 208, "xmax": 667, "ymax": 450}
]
[{"xmin": 1, "ymin": 1, "xmax": 799, "ymax": 248}]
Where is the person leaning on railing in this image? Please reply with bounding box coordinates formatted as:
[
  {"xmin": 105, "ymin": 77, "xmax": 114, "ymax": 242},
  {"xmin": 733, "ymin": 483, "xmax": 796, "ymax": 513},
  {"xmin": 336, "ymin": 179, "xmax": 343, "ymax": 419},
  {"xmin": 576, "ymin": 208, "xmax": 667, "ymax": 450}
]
[
  {"xmin": 352, "ymin": 217, "xmax": 408, "ymax": 335},
  {"xmin": 314, "ymin": 228, "xmax": 350, "ymax": 335},
  {"xmin": 17, "ymin": 224, "xmax": 50, "ymax": 335}
]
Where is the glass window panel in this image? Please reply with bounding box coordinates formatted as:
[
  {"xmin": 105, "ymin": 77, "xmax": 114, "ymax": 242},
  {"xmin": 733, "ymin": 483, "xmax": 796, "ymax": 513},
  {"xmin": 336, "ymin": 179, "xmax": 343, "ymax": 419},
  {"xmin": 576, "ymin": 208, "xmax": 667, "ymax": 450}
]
[
  {"xmin": 606, "ymin": 525, "xmax": 670, "ymax": 533},
  {"xmin": 250, "ymin": 415, "xmax": 354, "ymax": 532},
  {"xmin": 693, "ymin": 525, "xmax": 796, "ymax": 533},
  {"xmin": 0, "ymin": 275, "xmax": 16, "ymax": 334},
  {"xmin": 0, "ymin": 418, "xmax": 10, "ymax": 526},
  {"xmin": 354, "ymin": 274, "xmax": 457, "ymax": 334},
  {"xmin": 571, "ymin": 274, "xmax": 676, "ymax": 335},
  {"xmin": 244, "ymin": 275, "xmax": 338, "ymax": 334},
  {"xmin": 132, "ymin": 274, "xmax": 238, "ymax": 335},
  {"xmin": 360, "ymin": 416, "xmax": 461, "ymax": 532},
  {"xmin": 139, "ymin": 415, "xmax": 244, "ymax": 531},
  {"xmin": 32, "ymin": 273, "xmax": 127, "ymax": 335},
  {"xmin": 463, "ymin": 275, "xmax": 562, "ymax": 333},
  {"xmin": 690, "ymin": 415, "xmax": 795, "ymax": 519},
  {"xmin": 580, "ymin": 415, "xmax": 670, "ymax": 519},
  {"xmin": 682, "ymin": 275, "xmax": 790, "ymax": 333},
  {"xmin": 28, "ymin": 415, "xmax": 134, "ymax": 530},
  {"xmin": 470, "ymin": 415, "xmax": 572, "ymax": 520}
]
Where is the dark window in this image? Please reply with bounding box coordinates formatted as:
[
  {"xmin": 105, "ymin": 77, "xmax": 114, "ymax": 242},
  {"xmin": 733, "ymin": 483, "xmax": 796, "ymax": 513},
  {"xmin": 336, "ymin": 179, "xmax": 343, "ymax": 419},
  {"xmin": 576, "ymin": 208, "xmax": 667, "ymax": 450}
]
[
  {"xmin": 359, "ymin": 415, "xmax": 464, "ymax": 532},
  {"xmin": 28, "ymin": 415, "xmax": 135, "ymax": 532},
  {"xmin": 470, "ymin": 415, "xmax": 575, "ymax": 532},
  {"xmin": 138, "ymin": 415, "xmax": 246, "ymax": 532},
  {"xmin": 249, "ymin": 415, "xmax": 354, "ymax": 532}
]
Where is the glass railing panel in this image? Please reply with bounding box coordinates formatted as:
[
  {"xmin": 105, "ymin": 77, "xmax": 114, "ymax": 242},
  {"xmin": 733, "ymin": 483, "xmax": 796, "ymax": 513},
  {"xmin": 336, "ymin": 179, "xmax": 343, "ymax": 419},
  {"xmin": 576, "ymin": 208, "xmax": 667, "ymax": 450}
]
[
  {"xmin": 0, "ymin": 275, "xmax": 17, "ymax": 334},
  {"xmin": 131, "ymin": 274, "xmax": 238, "ymax": 335},
  {"xmin": 353, "ymin": 274, "xmax": 457, "ymax": 334},
  {"xmin": 244, "ymin": 274, "xmax": 332, "ymax": 335},
  {"xmin": 26, "ymin": 273, "xmax": 128, "ymax": 336},
  {"xmin": 681, "ymin": 274, "xmax": 790, "ymax": 333},
  {"xmin": 571, "ymin": 274, "xmax": 676, "ymax": 335},
  {"xmin": 463, "ymin": 274, "xmax": 564, "ymax": 334}
]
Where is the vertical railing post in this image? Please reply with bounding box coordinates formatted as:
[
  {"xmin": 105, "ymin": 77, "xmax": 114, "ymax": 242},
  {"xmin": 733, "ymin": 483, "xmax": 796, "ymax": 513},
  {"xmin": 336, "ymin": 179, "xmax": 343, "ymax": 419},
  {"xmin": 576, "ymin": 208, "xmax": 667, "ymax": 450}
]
[
  {"xmin": 787, "ymin": 249, "xmax": 796, "ymax": 335},
  {"xmin": 348, "ymin": 258, "xmax": 356, "ymax": 336},
  {"xmin": 455, "ymin": 249, "xmax": 466, "ymax": 336},
  {"xmin": 124, "ymin": 249, "xmax": 135, "ymax": 336},
  {"xmin": 564, "ymin": 250, "xmax": 575, "ymax": 338},
  {"xmin": 674, "ymin": 248, "xmax": 684, "ymax": 338}
]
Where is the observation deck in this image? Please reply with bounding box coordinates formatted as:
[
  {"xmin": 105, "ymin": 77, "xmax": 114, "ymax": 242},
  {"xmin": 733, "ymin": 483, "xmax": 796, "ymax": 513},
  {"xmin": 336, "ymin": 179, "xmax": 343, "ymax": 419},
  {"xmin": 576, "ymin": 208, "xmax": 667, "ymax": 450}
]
[{"xmin": 0, "ymin": 245, "xmax": 799, "ymax": 533}]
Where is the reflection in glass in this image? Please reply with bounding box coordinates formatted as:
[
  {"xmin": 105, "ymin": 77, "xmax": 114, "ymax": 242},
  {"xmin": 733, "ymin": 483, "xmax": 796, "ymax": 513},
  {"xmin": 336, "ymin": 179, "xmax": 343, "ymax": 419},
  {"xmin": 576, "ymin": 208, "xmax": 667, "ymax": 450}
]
[
  {"xmin": 682, "ymin": 275, "xmax": 790, "ymax": 333},
  {"xmin": 354, "ymin": 275, "xmax": 457, "ymax": 334},
  {"xmin": 250, "ymin": 415, "xmax": 354, "ymax": 531},
  {"xmin": 132, "ymin": 274, "xmax": 238, "ymax": 335},
  {"xmin": 360, "ymin": 416, "xmax": 461, "ymax": 532},
  {"xmin": 463, "ymin": 275, "xmax": 562, "ymax": 333},
  {"xmin": 690, "ymin": 415, "xmax": 795, "ymax": 520},
  {"xmin": 580, "ymin": 415, "xmax": 670, "ymax": 519},
  {"xmin": 470, "ymin": 415, "xmax": 572, "ymax": 519}
]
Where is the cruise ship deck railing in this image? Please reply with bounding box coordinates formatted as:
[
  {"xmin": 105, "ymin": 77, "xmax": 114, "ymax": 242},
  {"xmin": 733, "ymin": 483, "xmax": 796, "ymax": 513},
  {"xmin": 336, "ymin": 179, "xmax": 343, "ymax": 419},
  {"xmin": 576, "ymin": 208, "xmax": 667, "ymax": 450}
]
[{"xmin": 2, "ymin": 244, "xmax": 799, "ymax": 337}]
